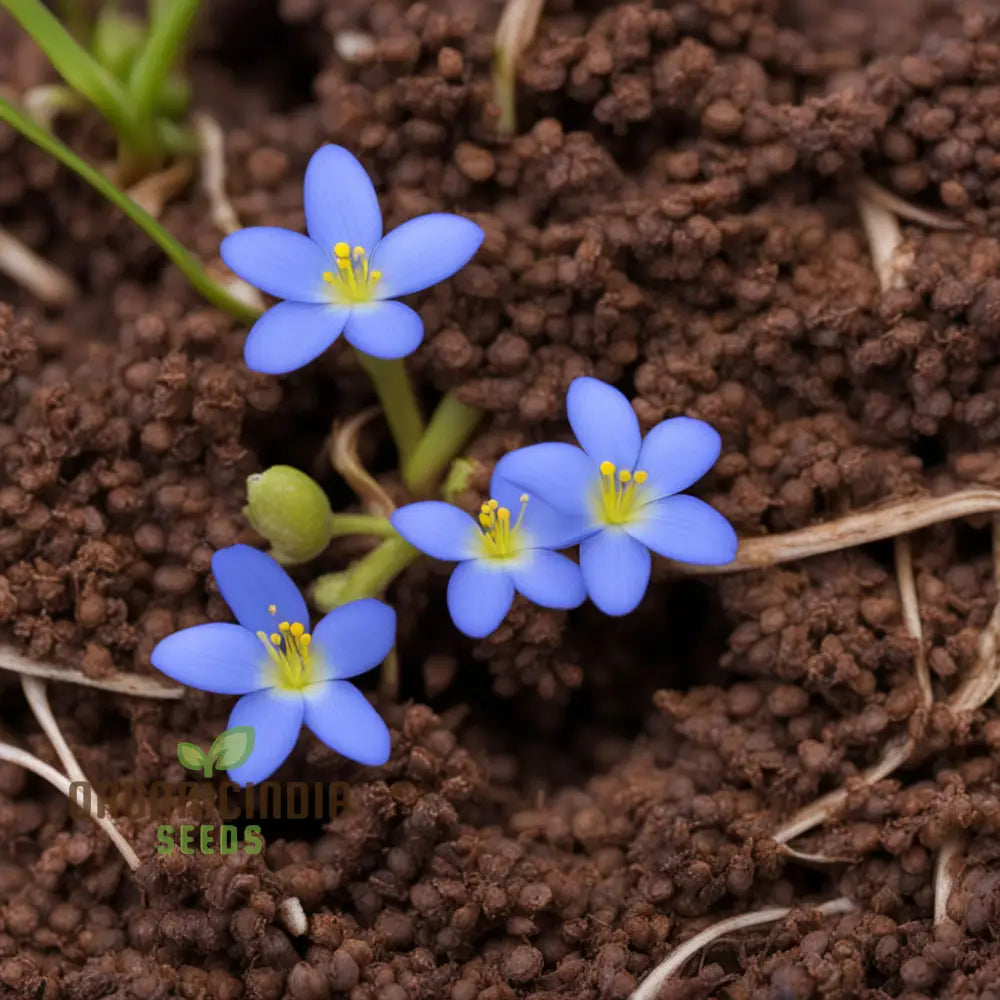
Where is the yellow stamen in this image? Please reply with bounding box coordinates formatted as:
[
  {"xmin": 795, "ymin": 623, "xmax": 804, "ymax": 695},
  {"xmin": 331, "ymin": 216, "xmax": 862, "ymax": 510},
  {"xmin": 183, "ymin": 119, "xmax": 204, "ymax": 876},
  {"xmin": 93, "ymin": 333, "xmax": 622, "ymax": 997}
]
[
  {"xmin": 597, "ymin": 461, "xmax": 648, "ymax": 525},
  {"xmin": 256, "ymin": 614, "xmax": 317, "ymax": 691},
  {"xmin": 267, "ymin": 604, "xmax": 276, "ymax": 615},
  {"xmin": 477, "ymin": 494, "xmax": 529, "ymax": 560},
  {"xmin": 322, "ymin": 241, "xmax": 381, "ymax": 305}
]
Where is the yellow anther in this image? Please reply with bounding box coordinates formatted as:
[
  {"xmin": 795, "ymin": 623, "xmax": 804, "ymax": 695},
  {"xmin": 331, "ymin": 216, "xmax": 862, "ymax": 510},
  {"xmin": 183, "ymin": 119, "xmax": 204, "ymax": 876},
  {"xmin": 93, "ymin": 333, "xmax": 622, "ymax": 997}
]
[
  {"xmin": 301, "ymin": 635, "xmax": 311, "ymax": 647},
  {"xmin": 322, "ymin": 271, "xmax": 334, "ymax": 283},
  {"xmin": 352, "ymin": 245, "xmax": 365, "ymax": 260},
  {"xmin": 290, "ymin": 622, "xmax": 305, "ymax": 637},
  {"xmin": 479, "ymin": 512, "xmax": 491, "ymax": 527},
  {"xmin": 267, "ymin": 604, "xmax": 276, "ymax": 614},
  {"xmin": 596, "ymin": 462, "xmax": 646, "ymax": 525},
  {"xmin": 520, "ymin": 494, "xmax": 529, "ymax": 503},
  {"xmin": 498, "ymin": 507, "xmax": 510, "ymax": 521},
  {"xmin": 488, "ymin": 499, "xmax": 499, "ymax": 510},
  {"xmin": 279, "ymin": 621, "xmax": 290, "ymax": 632},
  {"xmin": 270, "ymin": 633, "xmax": 281, "ymax": 646},
  {"xmin": 334, "ymin": 242, "xmax": 350, "ymax": 258},
  {"xmin": 370, "ymin": 270, "xmax": 382, "ymax": 281}
]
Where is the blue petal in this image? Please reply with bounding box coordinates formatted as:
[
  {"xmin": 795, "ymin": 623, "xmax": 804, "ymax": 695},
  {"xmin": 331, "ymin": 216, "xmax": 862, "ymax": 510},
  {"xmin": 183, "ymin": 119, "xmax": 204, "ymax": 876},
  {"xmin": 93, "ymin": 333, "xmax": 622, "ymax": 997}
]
[
  {"xmin": 637, "ymin": 417, "xmax": 722, "ymax": 500},
  {"xmin": 566, "ymin": 377, "xmax": 641, "ymax": 470},
  {"xmin": 493, "ymin": 443, "xmax": 597, "ymax": 519},
  {"xmin": 509, "ymin": 550, "xmax": 586, "ymax": 609},
  {"xmin": 580, "ymin": 529, "xmax": 651, "ymax": 616},
  {"xmin": 311, "ymin": 599, "xmax": 396, "ymax": 679},
  {"xmin": 489, "ymin": 473, "xmax": 593, "ymax": 549},
  {"xmin": 303, "ymin": 680, "xmax": 391, "ymax": 766},
  {"xmin": 627, "ymin": 495, "xmax": 738, "ymax": 565},
  {"xmin": 244, "ymin": 302, "xmax": 350, "ymax": 374},
  {"xmin": 226, "ymin": 689, "xmax": 304, "ymax": 786},
  {"xmin": 371, "ymin": 214, "xmax": 484, "ymax": 299},
  {"xmin": 446, "ymin": 560, "xmax": 515, "ymax": 638},
  {"xmin": 390, "ymin": 502, "xmax": 480, "ymax": 561},
  {"xmin": 211, "ymin": 544, "xmax": 309, "ymax": 637},
  {"xmin": 151, "ymin": 623, "xmax": 267, "ymax": 694},
  {"xmin": 220, "ymin": 228, "xmax": 329, "ymax": 303},
  {"xmin": 304, "ymin": 145, "xmax": 382, "ymax": 256},
  {"xmin": 343, "ymin": 301, "xmax": 424, "ymax": 359}
]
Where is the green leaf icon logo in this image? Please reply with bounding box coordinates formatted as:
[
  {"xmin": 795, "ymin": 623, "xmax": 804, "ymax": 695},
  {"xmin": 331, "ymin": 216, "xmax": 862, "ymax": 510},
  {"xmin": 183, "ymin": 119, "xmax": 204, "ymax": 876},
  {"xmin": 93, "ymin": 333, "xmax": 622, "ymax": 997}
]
[
  {"xmin": 209, "ymin": 726, "xmax": 255, "ymax": 771},
  {"xmin": 177, "ymin": 741, "xmax": 209, "ymax": 773}
]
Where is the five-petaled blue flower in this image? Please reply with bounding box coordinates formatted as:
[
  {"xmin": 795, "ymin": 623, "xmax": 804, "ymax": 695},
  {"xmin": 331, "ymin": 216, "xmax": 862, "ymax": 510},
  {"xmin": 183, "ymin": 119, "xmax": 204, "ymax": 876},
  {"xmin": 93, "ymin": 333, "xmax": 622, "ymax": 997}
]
[
  {"xmin": 150, "ymin": 544, "xmax": 394, "ymax": 785},
  {"xmin": 390, "ymin": 472, "xmax": 586, "ymax": 638},
  {"xmin": 494, "ymin": 377, "xmax": 738, "ymax": 616},
  {"xmin": 220, "ymin": 144, "xmax": 484, "ymax": 374}
]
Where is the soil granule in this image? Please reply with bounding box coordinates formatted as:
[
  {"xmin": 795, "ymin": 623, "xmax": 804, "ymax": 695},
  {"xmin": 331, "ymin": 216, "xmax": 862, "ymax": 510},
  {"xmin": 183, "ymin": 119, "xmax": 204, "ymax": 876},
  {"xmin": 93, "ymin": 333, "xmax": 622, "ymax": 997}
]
[{"xmin": 5, "ymin": 0, "xmax": 1000, "ymax": 997}]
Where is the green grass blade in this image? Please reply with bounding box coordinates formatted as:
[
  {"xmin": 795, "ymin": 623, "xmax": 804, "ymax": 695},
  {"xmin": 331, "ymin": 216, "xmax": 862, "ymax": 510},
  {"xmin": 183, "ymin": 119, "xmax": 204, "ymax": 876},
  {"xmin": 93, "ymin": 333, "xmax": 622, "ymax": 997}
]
[
  {"xmin": 0, "ymin": 96, "xmax": 260, "ymax": 323},
  {"xmin": 127, "ymin": 0, "xmax": 200, "ymax": 123},
  {"xmin": 2, "ymin": 0, "xmax": 132, "ymax": 134}
]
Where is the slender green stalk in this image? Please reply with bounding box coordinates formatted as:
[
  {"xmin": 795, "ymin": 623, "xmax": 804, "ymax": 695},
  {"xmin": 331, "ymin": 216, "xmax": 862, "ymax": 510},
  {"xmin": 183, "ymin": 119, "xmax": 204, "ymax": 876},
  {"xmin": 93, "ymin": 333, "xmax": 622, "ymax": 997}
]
[
  {"xmin": 403, "ymin": 392, "xmax": 482, "ymax": 494},
  {"xmin": 3, "ymin": 0, "xmax": 131, "ymax": 134},
  {"xmin": 312, "ymin": 536, "xmax": 419, "ymax": 612},
  {"xmin": 354, "ymin": 352, "xmax": 425, "ymax": 468},
  {"xmin": 328, "ymin": 513, "xmax": 396, "ymax": 539},
  {"xmin": 0, "ymin": 97, "xmax": 258, "ymax": 323},
  {"xmin": 127, "ymin": 0, "xmax": 199, "ymax": 125}
]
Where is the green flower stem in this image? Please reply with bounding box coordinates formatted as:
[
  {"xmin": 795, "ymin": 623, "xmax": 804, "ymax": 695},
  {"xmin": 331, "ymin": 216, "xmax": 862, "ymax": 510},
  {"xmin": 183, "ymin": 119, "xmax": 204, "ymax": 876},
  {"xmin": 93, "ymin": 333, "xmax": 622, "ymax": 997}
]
[
  {"xmin": 403, "ymin": 391, "xmax": 483, "ymax": 494},
  {"xmin": 4, "ymin": 0, "xmax": 133, "ymax": 135},
  {"xmin": 0, "ymin": 97, "xmax": 258, "ymax": 324},
  {"xmin": 328, "ymin": 513, "xmax": 396, "ymax": 539},
  {"xmin": 354, "ymin": 352, "xmax": 425, "ymax": 469},
  {"xmin": 126, "ymin": 0, "xmax": 199, "ymax": 128},
  {"xmin": 312, "ymin": 535, "xmax": 419, "ymax": 612}
]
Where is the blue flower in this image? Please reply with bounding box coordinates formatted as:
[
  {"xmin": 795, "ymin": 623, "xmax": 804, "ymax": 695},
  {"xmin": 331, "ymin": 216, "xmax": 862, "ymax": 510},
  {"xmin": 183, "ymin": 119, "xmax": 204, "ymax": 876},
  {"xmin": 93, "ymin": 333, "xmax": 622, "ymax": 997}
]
[
  {"xmin": 220, "ymin": 144, "xmax": 485, "ymax": 373},
  {"xmin": 150, "ymin": 544, "xmax": 394, "ymax": 785},
  {"xmin": 494, "ymin": 377, "xmax": 738, "ymax": 616},
  {"xmin": 390, "ymin": 472, "xmax": 586, "ymax": 639}
]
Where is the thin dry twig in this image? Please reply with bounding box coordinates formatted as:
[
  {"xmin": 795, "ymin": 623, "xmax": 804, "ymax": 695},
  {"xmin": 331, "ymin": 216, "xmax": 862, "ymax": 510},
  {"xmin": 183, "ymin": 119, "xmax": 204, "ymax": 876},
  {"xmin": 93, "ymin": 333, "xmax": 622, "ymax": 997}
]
[
  {"xmin": 857, "ymin": 192, "xmax": 911, "ymax": 291},
  {"xmin": 0, "ymin": 225, "xmax": 77, "ymax": 305},
  {"xmin": 0, "ymin": 645, "xmax": 184, "ymax": 699},
  {"xmin": 328, "ymin": 407, "xmax": 396, "ymax": 517},
  {"xmin": 193, "ymin": 112, "xmax": 242, "ymax": 235},
  {"xmin": 629, "ymin": 897, "xmax": 855, "ymax": 999},
  {"xmin": 20, "ymin": 676, "xmax": 86, "ymax": 783},
  {"xmin": 493, "ymin": 0, "xmax": 545, "ymax": 136},
  {"xmin": 126, "ymin": 158, "xmax": 195, "ymax": 218},
  {"xmin": 0, "ymin": 741, "xmax": 140, "ymax": 870},
  {"xmin": 895, "ymin": 534, "xmax": 933, "ymax": 708},
  {"xmin": 934, "ymin": 834, "xmax": 966, "ymax": 927},
  {"xmin": 684, "ymin": 489, "xmax": 1000, "ymax": 575},
  {"xmin": 857, "ymin": 177, "xmax": 966, "ymax": 232}
]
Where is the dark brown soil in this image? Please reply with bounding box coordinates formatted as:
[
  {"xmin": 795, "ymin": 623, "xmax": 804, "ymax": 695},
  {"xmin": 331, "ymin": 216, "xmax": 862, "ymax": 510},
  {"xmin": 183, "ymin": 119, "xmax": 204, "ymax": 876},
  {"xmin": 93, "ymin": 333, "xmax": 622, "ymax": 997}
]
[{"xmin": 5, "ymin": 0, "xmax": 1000, "ymax": 997}]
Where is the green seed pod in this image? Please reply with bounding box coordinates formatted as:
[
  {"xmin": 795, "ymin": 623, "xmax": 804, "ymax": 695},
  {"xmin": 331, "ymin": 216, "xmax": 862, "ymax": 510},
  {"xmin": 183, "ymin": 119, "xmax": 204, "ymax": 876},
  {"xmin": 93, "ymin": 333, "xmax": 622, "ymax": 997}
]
[{"xmin": 243, "ymin": 466, "xmax": 333, "ymax": 566}]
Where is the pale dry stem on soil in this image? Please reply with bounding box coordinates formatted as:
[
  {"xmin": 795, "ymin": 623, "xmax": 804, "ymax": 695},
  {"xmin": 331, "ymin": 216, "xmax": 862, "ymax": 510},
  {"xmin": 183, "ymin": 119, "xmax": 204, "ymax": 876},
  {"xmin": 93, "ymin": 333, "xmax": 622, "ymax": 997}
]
[
  {"xmin": 0, "ymin": 225, "xmax": 77, "ymax": 306},
  {"xmin": 193, "ymin": 112, "xmax": 243, "ymax": 236},
  {"xmin": 493, "ymin": 0, "xmax": 546, "ymax": 136},
  {"xmin": 126, "ymin": 158, "xmax": 195, "ymax": 217},
  {"xmin": 629, "ymin": 898, "xmax": 855, "ymax": 999},
  {"xmin": 856, "ymin": 177, "xmax": 966, "ymax": 232},
  {"xmin": 0, "ymin": 644, "xmax": 183, "ymax": 698},
  {"xmin": 685, "ymin": 489, "xmax": 1000, "ymax": 575},
  {"xmin": 0, "ymin": 742, "xmax": 140, "ymax": 870},
  {"xmin": 856, "ymin": 190, "xmax": 911, "ymax": 291},
  {"xmin": 328, "ymin": 407, "xmax": 396, "ymax": 517}
]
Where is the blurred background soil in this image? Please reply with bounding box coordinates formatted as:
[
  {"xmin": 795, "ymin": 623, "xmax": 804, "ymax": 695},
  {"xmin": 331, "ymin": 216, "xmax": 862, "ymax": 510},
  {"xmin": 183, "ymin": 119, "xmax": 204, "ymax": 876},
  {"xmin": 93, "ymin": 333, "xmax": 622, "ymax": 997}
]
[{"xmin": 4, "ymin": 0, "xmax": 1000, "ymax": 996}]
